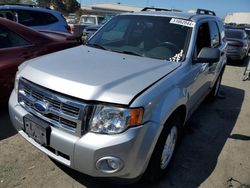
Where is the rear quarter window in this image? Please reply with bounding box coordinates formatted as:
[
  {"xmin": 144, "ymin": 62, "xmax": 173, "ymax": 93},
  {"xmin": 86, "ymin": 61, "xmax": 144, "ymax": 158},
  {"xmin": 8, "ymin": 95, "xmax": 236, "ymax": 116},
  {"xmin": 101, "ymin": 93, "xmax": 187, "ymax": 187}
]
[
  {"xmin": 17, "ymin": 10, "xmax": 58, "ymax": 26},
  {"xmin": 225, "ymin": 30, "xmax": 244, "ymax": 39}
]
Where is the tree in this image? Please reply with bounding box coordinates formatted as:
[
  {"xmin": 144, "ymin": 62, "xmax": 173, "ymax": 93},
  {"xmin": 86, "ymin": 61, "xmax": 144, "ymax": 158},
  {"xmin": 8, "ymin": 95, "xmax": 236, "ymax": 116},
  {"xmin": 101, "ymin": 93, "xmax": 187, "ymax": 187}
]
[
  {"xmin": 21, "ymin": 0, "xmax": 36, "ymax": 4},
  {"xmin": 36, "ymin": 0, "xmax": 51, "ymax": 7},
  {"xmin": 64, "ymin": 0, "xmax": 80, "ymax": 14},
  {"xmin": 0, "ymin": 0, "xmax": 21, "ymax": 4},
  {"xmin": 1, "ymin": 0, "xmax": 81, "ymax": 15},
  {"xmin": 0, "ymin": 0, "xmax": 36, "ymax": 5},
  {"xmin": 50, "ymin": 0, "xmax": 66, "ymax": 13},
  {"xmin": 36, "ymin": 0, "xmax": 80, "ymax": 14}
]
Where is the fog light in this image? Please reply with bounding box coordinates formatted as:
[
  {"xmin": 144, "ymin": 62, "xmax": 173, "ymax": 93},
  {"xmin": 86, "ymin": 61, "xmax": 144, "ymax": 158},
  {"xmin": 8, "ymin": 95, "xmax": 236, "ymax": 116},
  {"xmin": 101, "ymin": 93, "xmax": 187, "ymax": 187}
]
[{"xmin": 96, "ymin": 157, "xmax": 123, "ymax": 174}]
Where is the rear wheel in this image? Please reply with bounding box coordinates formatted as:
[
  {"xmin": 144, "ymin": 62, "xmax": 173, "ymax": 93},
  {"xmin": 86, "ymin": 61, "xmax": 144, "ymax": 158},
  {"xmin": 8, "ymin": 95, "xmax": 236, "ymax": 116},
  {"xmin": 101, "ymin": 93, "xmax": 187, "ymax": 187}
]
[{"xmin": 143, "ymin": 114, "xmax": 181, "ymax": 183}]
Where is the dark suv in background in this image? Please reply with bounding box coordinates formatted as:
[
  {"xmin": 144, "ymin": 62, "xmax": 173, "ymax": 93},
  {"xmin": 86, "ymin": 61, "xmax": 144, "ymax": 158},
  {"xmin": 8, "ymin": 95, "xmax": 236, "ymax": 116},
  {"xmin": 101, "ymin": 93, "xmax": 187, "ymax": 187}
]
[{"xmin": 0, "ymin": 4, "xmax": 70, "ymax": 33}]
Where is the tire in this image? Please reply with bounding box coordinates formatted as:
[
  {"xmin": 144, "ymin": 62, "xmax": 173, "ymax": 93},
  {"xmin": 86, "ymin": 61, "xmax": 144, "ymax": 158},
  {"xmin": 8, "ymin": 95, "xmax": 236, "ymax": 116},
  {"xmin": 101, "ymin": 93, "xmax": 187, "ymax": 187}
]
[
  {"xmin": 208, "ymin": 73, "xmax": 222, "ymax": 101},
  {"xmin": 143, "ymin": 114, "xmax": 182, "ymax": 183}
]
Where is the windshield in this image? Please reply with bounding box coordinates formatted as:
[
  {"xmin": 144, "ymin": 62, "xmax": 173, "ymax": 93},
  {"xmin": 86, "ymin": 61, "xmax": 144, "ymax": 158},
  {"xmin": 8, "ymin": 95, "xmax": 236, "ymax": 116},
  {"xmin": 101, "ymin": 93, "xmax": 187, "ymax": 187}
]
[{"xmin": 88, "ymin": 15, "xmax": 191, "ymax": 61}]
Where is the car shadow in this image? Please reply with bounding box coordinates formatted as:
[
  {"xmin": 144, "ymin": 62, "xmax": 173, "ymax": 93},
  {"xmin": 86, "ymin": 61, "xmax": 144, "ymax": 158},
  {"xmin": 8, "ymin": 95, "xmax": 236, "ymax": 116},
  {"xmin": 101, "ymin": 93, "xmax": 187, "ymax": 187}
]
[
  {"xmin": 0, "ymin": 102, "xmax": 17, "ymax": 140},
  {"xmin": 160, "ymin": 84, "xmax": 245, "ymax": 187},
  {"xmin": 51, "ymin": 84, "xmax": 245, "ymax": 187}
]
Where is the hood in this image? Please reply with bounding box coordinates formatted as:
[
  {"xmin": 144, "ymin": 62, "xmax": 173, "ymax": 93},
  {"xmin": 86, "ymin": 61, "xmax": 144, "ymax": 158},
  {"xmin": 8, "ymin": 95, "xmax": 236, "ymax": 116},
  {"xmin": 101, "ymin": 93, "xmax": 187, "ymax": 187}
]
[{"xmin": 19, "ymin": 46, "xmax": 180, "ymax": 105}]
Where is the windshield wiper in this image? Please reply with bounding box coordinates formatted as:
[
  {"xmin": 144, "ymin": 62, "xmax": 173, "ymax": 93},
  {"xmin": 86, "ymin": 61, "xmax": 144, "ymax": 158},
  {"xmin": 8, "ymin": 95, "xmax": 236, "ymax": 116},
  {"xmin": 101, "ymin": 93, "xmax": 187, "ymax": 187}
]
[
  {"xmin": 111, "ymin": 50, "xmax": 143, "ymax": 57},
  {"xmin": 86, "ymin": 43, "xmax": 107, "ymax": 50}
]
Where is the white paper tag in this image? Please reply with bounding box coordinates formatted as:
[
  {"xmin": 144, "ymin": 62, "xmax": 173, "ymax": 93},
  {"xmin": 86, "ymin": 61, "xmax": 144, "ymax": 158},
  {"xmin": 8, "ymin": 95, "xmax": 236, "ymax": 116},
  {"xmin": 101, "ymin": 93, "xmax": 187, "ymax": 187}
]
[{"xmin": 170, "ymin": 18, "xmax": 195, "ymax": 28}]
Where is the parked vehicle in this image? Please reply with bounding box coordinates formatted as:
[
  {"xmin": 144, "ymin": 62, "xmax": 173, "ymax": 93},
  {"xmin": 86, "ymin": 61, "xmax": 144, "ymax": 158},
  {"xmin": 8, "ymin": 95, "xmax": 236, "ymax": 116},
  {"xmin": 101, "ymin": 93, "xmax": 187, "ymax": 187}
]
[
  {"xmin": 225, "ymin": 29, "xmax": 250, "ymax": 61},
  {"xmin": 9, "ymin": 8, "xmax": 227, "ymax": 183},
  {"xmin": 66, "ymin": 13, "xmax": 77, "ymax": 24},
  {"xmin": 0, "ymin": 4, "xmax": 71, "ymax": 33},
  {"xmin": 224, "ymin": 24, "xmax": 250, "ymax": 38},
  {"xmin": 71, "ymin": 15, "xmax": 104, "ymax": 40},
  {"xmin": 0, "ymin": 18, "xmax": 79, "ymax": 103}
]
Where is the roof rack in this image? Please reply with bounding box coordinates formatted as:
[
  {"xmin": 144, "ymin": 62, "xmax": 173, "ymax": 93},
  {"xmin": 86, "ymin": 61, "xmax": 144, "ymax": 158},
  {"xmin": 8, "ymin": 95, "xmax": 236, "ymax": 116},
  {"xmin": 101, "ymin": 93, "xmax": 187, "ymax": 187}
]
[
  {"xmin": 141, "ymin": 7, "xmax": 182, "ymax": 12},
  {"xmin": 196, "ymin": 9, "xmax": 216, "ymax": 16}
]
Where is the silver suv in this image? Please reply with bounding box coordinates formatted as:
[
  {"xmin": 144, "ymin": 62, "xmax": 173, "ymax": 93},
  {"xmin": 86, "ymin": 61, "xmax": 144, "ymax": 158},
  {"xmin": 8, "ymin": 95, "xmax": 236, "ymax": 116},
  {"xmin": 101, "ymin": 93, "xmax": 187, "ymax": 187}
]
[{"xmin": 9, "ymin": 8, "xmax": 227, "ymax": 182}]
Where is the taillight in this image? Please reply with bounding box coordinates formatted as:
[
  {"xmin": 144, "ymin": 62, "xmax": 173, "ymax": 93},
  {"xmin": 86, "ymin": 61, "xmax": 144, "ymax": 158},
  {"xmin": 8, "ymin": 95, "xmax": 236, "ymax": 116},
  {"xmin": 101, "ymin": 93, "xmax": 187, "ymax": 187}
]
[
  {"xmin": 69, "ymin": 25, "xmax": 75, "ymax": 34},
  {"xmin": 65, "ymin": 25, "xmax": 71, "ymax": 33},
  {"xmin": 228, "ymin": 42, "xmax": 243, "ymax": 48}
]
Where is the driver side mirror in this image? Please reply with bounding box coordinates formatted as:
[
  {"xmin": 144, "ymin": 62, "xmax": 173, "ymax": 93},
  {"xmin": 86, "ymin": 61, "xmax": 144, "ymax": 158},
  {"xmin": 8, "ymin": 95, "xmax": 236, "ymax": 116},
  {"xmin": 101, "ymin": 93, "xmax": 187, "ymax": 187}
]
[{"xmin": 194, "ymin": 47, "xmax": 220, "ymax": 63}]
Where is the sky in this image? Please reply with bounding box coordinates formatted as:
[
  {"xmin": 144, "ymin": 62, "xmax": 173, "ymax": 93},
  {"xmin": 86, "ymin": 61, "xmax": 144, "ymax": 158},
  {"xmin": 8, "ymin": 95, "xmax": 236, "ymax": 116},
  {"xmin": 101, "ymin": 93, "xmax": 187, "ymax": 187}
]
[{"xmin": 78, "ymin": 0, "xmax": 250, "ymax": 18}]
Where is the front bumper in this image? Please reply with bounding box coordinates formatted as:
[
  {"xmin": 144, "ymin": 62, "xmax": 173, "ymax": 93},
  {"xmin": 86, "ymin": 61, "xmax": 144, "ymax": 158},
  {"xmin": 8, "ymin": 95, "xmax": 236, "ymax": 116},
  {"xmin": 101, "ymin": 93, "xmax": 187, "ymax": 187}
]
[{"xmin": 9, "ymin": 90, "xmax": 159, "ymax": 179}]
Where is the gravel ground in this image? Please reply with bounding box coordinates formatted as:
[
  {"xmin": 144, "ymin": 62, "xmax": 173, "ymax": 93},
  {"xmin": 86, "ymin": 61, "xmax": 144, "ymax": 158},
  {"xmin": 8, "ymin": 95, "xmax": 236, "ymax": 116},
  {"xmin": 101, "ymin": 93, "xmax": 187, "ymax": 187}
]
[{"xmin": 0, "ymin": 57, "xmax": 250, "ymax": 188}]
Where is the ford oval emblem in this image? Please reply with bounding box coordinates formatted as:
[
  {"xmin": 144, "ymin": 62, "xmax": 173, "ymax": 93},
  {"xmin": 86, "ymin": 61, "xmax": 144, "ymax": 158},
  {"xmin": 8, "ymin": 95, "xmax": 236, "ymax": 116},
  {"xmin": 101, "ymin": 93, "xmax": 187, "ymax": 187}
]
[{"xmin": 33, "ymin": 101, "xmax": 49, "ymax": 114}]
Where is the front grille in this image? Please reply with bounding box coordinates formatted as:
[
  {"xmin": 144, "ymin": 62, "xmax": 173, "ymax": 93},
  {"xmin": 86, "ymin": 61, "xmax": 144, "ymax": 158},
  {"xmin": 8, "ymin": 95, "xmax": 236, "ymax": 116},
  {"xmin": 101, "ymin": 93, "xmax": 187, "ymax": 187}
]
[{"xmin": 18, "ymin": 78, "xmax": 88, "ymax": 135}]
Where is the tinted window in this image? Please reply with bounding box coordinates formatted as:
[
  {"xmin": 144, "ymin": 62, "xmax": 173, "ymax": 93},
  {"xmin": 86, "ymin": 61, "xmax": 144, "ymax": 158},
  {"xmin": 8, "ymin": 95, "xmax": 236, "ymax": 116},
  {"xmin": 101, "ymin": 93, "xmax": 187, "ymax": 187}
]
[
  {"xmin": 97, "ymin": 17, "xmax": 104, "ymax": 24},
  {"xmin": 0, "ymin": 10, "xmax": 17, "ymax": 21},
  {"xmin": 88, "ymin": 15, "xmax": 191, "ymax": 61},
  {"xmin": 17, "ymin": 10, "xmax": 58, "ymax": 26},
  {"xmin": 225, "ymin": 30, "xmax": 244, "ymax": 39},
  {"xmin": 0, "ymin": 25, "xmax": 30, "ymax": 48},
  {"xmin": 209, "ymin": 21, "xmax": 220, "ymax": 47}
]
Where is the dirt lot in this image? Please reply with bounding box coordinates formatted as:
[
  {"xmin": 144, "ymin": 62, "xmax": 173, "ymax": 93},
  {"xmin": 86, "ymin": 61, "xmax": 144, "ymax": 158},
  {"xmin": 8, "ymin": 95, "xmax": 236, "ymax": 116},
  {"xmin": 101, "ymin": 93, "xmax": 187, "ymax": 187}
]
[{"xmin": 0, "ymin": 58, "xmax": 250, "ymax": 188}]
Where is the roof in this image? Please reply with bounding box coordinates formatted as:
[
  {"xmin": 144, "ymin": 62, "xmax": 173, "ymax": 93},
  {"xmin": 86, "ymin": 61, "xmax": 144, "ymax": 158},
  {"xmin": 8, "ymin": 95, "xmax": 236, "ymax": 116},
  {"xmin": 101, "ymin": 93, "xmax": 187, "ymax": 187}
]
[
  {"xmin": 80, "ymin": 4, "xmax": 218, "ymax": 21},
  {"xmin": 122, "ymin": 10, "xmax": 217, "ymax": 22}
]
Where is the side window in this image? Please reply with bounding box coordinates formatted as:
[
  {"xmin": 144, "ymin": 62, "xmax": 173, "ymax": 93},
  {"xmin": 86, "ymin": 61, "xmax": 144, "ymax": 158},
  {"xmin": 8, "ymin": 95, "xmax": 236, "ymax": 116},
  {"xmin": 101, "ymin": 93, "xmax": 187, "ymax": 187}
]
[
  {"xmin": 97, "ymin": 17, "xmax": 104, "ymax": 24},
  {"xmin": 217, "ymin": 19, "xmax": 225, "ymax": 42},
  {"xmin": 17, "ymin": 10, "xmax": 58, "ymax": 26},
  {"xmin": 195, "ymin": 22, "xmax": 211, "ymax": 56},
  {"xmin": 209, "ymin": 21, "xmax": 220, "ymax": 47},
  {"xmin": 0, "ymin": 25, "xmax": 30, "ymax": 49},
  {"xmin": 0, "ymin": 10, "xmax": 17, "ymax": 21},
  {"xmin": 243, "ymin": 31, "xmax": 248, "ymax": 39}
]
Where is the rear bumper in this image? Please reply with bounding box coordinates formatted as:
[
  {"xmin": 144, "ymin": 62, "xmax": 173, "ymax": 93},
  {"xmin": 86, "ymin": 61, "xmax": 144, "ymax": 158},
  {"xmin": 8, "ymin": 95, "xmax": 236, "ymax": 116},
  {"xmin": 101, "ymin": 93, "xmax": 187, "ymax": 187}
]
[
  {"xmin": 9, "ymin": 90, "xmax": 160, "ymax": 179},
  {"xmin": 227, "ymin": 48, "xmax": 246, "ymax": 60}
]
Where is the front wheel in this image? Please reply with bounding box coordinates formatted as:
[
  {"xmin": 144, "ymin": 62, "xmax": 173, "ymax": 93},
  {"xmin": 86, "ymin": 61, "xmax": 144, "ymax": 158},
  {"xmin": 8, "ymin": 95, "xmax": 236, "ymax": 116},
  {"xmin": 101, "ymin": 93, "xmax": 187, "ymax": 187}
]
[{"xmin": 143, "ymin": 114, "xmax": 181, "ymax": 183}]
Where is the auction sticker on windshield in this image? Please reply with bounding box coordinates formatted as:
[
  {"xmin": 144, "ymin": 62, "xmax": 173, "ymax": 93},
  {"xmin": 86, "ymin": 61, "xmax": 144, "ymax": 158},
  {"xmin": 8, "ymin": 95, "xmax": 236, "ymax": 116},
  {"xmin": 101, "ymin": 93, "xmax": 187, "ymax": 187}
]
[{"xmin": 170, "ymin": 18, "xmax": 195, "ymax": 27}]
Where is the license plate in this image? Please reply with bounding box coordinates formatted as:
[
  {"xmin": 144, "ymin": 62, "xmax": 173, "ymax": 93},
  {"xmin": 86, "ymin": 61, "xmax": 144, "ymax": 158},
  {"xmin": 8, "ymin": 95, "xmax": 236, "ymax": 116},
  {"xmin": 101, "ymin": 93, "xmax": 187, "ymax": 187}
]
[{"xmin": 23, "ymin": 115, "xmax": 51, "ymax": 146}]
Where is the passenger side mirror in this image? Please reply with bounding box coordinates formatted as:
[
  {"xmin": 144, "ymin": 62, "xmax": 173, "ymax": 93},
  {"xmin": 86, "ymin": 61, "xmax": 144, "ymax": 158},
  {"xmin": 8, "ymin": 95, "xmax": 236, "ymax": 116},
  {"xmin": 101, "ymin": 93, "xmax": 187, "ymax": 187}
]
[{"xmin": 194, "ymin": 47, "xmax": 220, "ymax": 63}]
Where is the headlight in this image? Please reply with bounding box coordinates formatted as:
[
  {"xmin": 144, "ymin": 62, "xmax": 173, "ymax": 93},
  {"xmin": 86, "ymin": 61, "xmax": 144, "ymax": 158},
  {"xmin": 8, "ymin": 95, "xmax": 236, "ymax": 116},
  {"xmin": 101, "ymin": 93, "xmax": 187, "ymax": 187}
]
[{"xmin": 89, "ymin": 105, "xmax": 143, "ymax": 134}]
